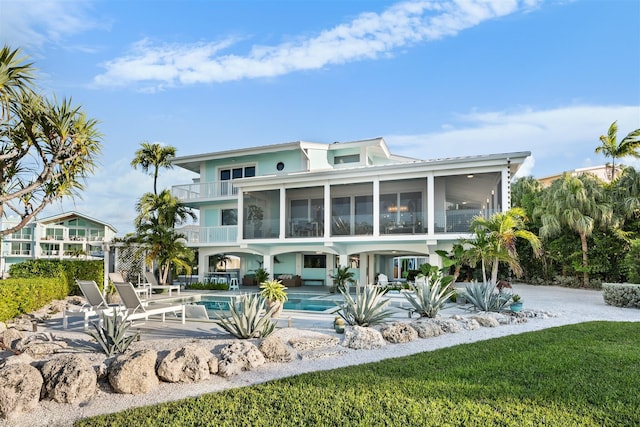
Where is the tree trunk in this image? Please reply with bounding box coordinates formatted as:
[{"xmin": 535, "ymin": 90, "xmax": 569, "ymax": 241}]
[
  {"xmin": 491, "ymin": 259, "xmax": 499, "ymax": 284},
  {"xmin": 580, "ymin": 231, "xmax": 589, "ymax": 287}
]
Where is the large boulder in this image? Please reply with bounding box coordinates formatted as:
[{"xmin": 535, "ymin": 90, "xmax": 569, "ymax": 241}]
[
  {"xmin": 381, "ymin": 322, "xmax": 418, "ymax": 344},
  {"xmin": 342, "ymin": 326, "xmax": 386, "ymax": 350},
  {"xmin": 435, "ymin": 318, "xmax": 462, "ymax": 333},
  {"xmin": 41, "ymin": 354, "xmax": 96, "ymax": 403},
  {"xmin": 218, "ymin": 342, "xmax": 265, "ymax": 377},
  {"xmin": 259, "ymin": 335, "xmax": 294, "ymax": 363},
  {"xmin": 14, "ymin": 333, "xmax": 69, "ymax": 359},
  {"xmin": 157, "ymin": 345, "xmax": 215, "ymax": 383},
  {"xmin": 288, "ymin": 335, "xmax": 339, "ymax": 351},
  {"xmin": 473, "ymin": 314, "xmax": 500, "ymax": 328},
  {"xmin": 0, "ymin": 363, "xmax": 43, "ymax": 420},
  {"xmin": 109, "ymin": 349, "xmax": 159, "ymax": 394},
  {"xmin": 410, "ymin": 319, "xmax": 444, "ymax": 338},
  {"xmin": 1, "ymin": 328, "xmax": 24, "ymax": 352}
]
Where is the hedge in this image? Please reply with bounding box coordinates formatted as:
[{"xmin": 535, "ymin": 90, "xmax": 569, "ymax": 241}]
[
  {"xmin": 8, "ymin": 259, "xmax": 103, "ymax": 295},
  {"xmin": 602, "ymin": 283, "xmax": 640, "ymax": 308},
  {"xmin": 0, "ymin": 277, "xmax": 68, "ymax": 322}
]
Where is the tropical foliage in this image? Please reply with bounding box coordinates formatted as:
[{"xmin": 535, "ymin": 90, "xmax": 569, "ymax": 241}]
[
  {"xmin": 213, "ymin": 293, "xmax": 277, "ymax": 339},
  {"xmin": 86, "ymin": 311, "xmax": 139, "ymax": 357},
  {"xmin": 402, "ymin": 273, "xmax": 455, "ymax": 318},
  {"xmin": 335, "ymin": 285, "xmax": 394, "ymax": 326},
  {"xmin": 461, "ymin": 281, "xmax": 513, "ymax": 312},
  {"xmin": 0, "ymin": 45, "xmax": 102, "ymax": 236},
  {"xmin": 595, "ymin": 121, "xmax": 640, "ymax": 180},
  {"xmin": 331, "ymin": 265, "xmax": 355, "ymax": 293}
]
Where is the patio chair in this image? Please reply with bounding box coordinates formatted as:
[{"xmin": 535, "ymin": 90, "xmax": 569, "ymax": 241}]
[
  {"xmin": 377, "ymin": 273, "xmax": 389, "ymax": 286},
  {"xmin": 63, "ymin": 280, "xmax": 120, "ymax": 329},
  {"xmin": 114, "ymin": 282, "xmax": 185, "ymax": 324},
  {"xmin": 144, "ymin": 271, "xmax": 180, "ymax": 296},
  {"xmin": 109, "ymin": 272, "xmax": 151, "ymax": 299},
  {"xmin": 185, "ymin": 304, "xmax": 210, "ymax": 320}
]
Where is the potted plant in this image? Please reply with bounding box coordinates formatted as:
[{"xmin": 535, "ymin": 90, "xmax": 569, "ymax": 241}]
[
  {"xmin": 510, "ymin": 294, "xmax": 524, "ymax": 312},
  {"xmin": 254, "ymin": 267, "xmax": 269, "ymax": 284},
  {"xmin": 331, "ymin": 265, "xmax": 355, "ymax": 293},
  {"xmin": 259, "ymin": 279, "xmax": 288, "ymax": 318}
]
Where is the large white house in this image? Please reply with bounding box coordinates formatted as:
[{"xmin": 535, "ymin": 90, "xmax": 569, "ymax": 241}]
[
  {"xmin": 0, "ymin": 211, "xmax": 117, "ymax": 276},
  {"xmin": 171, "ymin": 138, "xmax": 530, "ymax": 287}
]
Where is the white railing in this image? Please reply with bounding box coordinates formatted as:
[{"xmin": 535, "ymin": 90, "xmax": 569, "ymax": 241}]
[
  {"xmin": 172, "ymin": 181, "xmax": 238, "ymax": 201},
  {"xmin": 182, "ymin": 226, "xmax": 238, "ymax": 244}
]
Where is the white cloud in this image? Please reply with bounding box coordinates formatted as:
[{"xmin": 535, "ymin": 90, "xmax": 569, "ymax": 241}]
[
  {"xmin": 386, "ymin": 104, "xmax": 640, "ymax": 178},
  {"xmin": 93, "ymin": 0, "xmax": 542, "ymax": 89},
  {"xmin": 0, "ymin": 1, "xmax": 102, "ymax": 49}
]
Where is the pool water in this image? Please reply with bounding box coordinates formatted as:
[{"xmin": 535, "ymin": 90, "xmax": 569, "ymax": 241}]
[{"xmin": 196, "ymin": 293, "xmax": 340, "ymax": 313}]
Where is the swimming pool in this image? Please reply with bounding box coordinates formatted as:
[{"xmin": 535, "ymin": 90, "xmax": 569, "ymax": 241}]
[{"xmin": 195, "ymin": 292, "xmax": 341, "ymax": 313}]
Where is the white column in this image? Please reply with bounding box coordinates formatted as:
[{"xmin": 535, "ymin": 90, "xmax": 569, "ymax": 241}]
[
  {"xmin": 279, "ymin": 186, "xmax": 286, "ymax": 239},
  {"xmin": 324, "ymin": 183, "xmax": 331, "ymax": 237},
  {"xmin": 373, "ymin": 178, "xmax": 380, "ymax": 236},
  {"xmin": 338, "ymin": 254, "xmax": 348, "ymax": 268},
  {"xmin": 237, "ymin": 190, "xmax": 244, "ymax": 240},
  {"xmin": 263, "ymin": 255, "xmax": 273, "ymax": 279},
  {"xmin": 427, "ymin": 173, "xmax": 435, "ymax": 235},
  {"xmin": 501, "ymin": 164, "xmax": 510, "ymax": 211}
]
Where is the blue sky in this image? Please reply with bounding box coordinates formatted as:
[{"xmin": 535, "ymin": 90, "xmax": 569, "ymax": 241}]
[{"xmin": 1, "ymin": 0, "xmax": 639, "ymax": 235}]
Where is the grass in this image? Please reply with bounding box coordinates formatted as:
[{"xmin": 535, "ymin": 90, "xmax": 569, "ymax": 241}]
[{"xmin": 76, "ymin": 321, "xmax": 640, "ymax": 426}]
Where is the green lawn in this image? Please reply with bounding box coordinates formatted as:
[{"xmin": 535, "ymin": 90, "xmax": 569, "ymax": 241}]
[{"xmin": 76, "ymin": 321, "xmax": 640, "ymax": 427}]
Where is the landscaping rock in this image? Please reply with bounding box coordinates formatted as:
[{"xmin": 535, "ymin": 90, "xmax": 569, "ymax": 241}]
[
  {"xmin": 109, "ymin": 349, "xmax": 159, "ymax": 394},
  {"xmin": 457, "ymin": 317, "xmax": 481, "ymax": 330},
  {"xmin": 0, "ymin": 353, "xmax": 35, "ymax": 368},
  {"xmin": 14, "ymin": 333, "xmax": 69, "ymax": 358},
  {"xmin": 208, "ymin": 356, "xmax": 219, "ymax": 375},
  {"xmin": 381, "ymin": 322, "xmax": 418, "ymax": 343},
  {"xmin": 435, "ymin": 318, "xmax": 462, "ymax": 333},
  {"xmin": 473, "ymin": 314, "xmax": 500, "ymax": 328},
  {"xmin": 1, "ymin": 328, "xmax": 24, "ymax": 352},
  {"xmin": 0, "ymin": 322, "xmax": 6, "ymax": 333},
  {"xmin": 11, "ymin": 316, "xmax": 34, "ymax": 332},
  {"xmin": 259, "ymin": 335, "xmax": 294, "ymax": 363},
  {"xmin": 41, "ymin": 354, "xmax": 96, "ymax": 403},
  {"xmin": 342, "ymin": 326, "xmax": 386, "ymax": 350},
  {"xmin": 157, "ymin": 345, "xmax": 214, "ymax": 383},
  {"xmin": 288, "ymin": 334, "xmax": 339, "ymax": 351},
  {"xmin": 218, "ymin": 341, "xmax": 265, "ymax": 377},
  {"xmin": 410, "ymin": 319, "xmax": 444, "ymax": 338},
  {"xmin": 0, "ymin": 363, "xmax": 43, "ymax": 420}
]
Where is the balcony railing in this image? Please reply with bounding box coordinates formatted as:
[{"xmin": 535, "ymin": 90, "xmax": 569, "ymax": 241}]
[
  {"xmin": 172, "ymin": 181, "xmax": 239, "ymax": 202},
  {"xmin": 434, "ymin": 209, "xmax": 498, "ymax": 233},
  {"xmin": 183, "ymin": 226, "xmax": 238, "ymax": 244}
]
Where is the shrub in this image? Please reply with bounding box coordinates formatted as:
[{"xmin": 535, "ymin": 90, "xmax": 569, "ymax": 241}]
[
  {"xmin": 0, "ymin": 277, "xmax": 67, "ymax": 322},
  {"xmin": 602, "ymin": 283, "xmax": 640, "ymax": 308},
  {"xmin": 86, "ymin": 311, "xmax": 139, "ymax": 357},
  {"xmin": 622, "ymin": 239, "xmax": 640, "ymax": 283},
  {"xmin": 8, "ymin": 259, "xmax": 103, "ymax": 295},
  {"xmin": 259, "ymin": 279, "xmax": 288, "ymax": 302},
  {"xmin": 402, "ymin": 277, "xmax": 455, "ymax": 318},
  {"xmin": 335, "ymin": 286, "xmax": 394, "ymax": 326},
  {"xmin": 461, "ymin": 281, "xmax": 512, "ymax": 312},
  {"xmin": 213, "ymin": 293, "xmax": 277, "ymax": 339},
  {"xmin": 186, "ymin": 281, "xmax": 229, "ymax": 290}
]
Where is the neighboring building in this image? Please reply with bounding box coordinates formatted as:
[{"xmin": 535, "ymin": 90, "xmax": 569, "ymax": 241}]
[
  {"xmin": 538, "ymin": 164, "xmax": 619, "ymax": 187},
  {"xmin": 0, "ymin": 211, "xmax": 117, "ymax": 276},
  {"xmin": 171, "ymin": 138, "xmax": 530, "ymax": 286}
]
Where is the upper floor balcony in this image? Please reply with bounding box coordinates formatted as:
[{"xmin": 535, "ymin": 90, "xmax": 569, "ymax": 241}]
[{"xmin": 172, "ymin": 181, "xmax": 238, "ymax": 203}]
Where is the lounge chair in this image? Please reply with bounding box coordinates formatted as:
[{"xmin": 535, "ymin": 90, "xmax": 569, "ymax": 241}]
[
  {"xmin": 185, "ymin": 304, "xmax": 210, "ymax": 320},
  {"xmin": 144, "ymin": 271, "xmax": 180, "ymax": 296},
  {"xmin": 63, "ymin": 280, "xmax": 120, "ymax": 329},
  {"xmin": 109, "ymin": 272, "xmax": 151, "ymax": 299},
  {"xmin": 114, "ymin": 282, "xmax": 185, "ymax": 324},
  {"xmin": 377, "ymin": 273, "xmax": 389, "ymax": 286}
]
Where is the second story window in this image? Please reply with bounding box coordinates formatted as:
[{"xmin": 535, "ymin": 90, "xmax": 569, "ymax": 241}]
[{"xmin": 221, "ymin": 209, "xmax": 238, "ymax": 226}]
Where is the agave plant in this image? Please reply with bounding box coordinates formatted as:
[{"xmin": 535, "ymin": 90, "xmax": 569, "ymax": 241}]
[
  {"xmin": 461, "ymin": 281, "xmax": 512, "ymax": 312},
  {"xmin": 86, "ymin": 311, "xmax": 139, "ymax": 357},
  {"xmin": 213, "ymin": 293, "xmax": 277, "ymax": 339},
  {"xmin": 335, "ymin": 285, "xmax": 394, "ymax": 327},
  {"xmin": 403, "ymin": 276, "xmax": 455, "ymax": 318}
]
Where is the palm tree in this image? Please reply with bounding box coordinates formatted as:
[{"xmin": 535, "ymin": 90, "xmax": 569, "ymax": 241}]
[
  {"xmin": 332, "ymin": 265, "xmax": 355, "ymax": 293},
  {"xmin": 0, "ymin": 45, "xmax": 35, "ymax": 120},
  {"xmin": 468, "ymin": 208, "xmax": 542, "ymax": 284},
  {"xmin": 130, "ymin": 142, "xmax": 177, "ymax": 195},
  {"xmin": 536, "ymin": 173, "xmax": 612, "ymax": 286},
  {"xmin": 595, "ymin": 121, "xmax": 640, "ymax": 180},
  {"xmin": 214, "ymin": 253, "xmax": 231, "ymax": 271},
  {"xmin": 135, "ymin": 189, "xmax": 197, "ymax": 229}
]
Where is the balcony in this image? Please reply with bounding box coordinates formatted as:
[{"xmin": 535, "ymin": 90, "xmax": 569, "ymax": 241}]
[
  {"xmin": 434, "ymin": 209, "xmax": 498, "ymax": 233},
  {"xmin": 183, "ymin": 226, "xmax": 238, "ymax": 244},
  {"xmin": 172, "ymin": 181, "xmax": 238, "ymax": 202}
]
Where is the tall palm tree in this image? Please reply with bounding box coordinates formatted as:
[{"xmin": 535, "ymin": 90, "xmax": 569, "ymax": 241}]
[
  {"xmin": 469, "ymin": 207, "xmax": 542, "ymax": 283},
  {"xmin": 130, "ymin": 142, "xmax": 176, "ymax": 195},
  {"xmin": 595, "ymin": 121, "xmax": 640, "ymax": 180},
  {"xmin": 536, "ymin": 173, "xmax": 613, "ymax": 286}
]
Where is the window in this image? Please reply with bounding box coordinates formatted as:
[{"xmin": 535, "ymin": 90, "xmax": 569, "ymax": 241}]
[
  {"xmin": 304, "ymin": 255, "xmax": 326, "ymax": 268},
  {"xmin": 221, "ymin": 209, "xmax": 237, "ymax": 226},
  {"xmin": 334, "ymin": 154, "xmax": 360, "ymax": 164},
  {"xmin": 220, "ymin": 165, "xmax": 256, "ymax": 181}
]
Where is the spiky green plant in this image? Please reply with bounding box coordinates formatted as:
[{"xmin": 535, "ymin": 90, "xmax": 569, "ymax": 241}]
[
  {"xmin": 335, "ymin": 285, "xmax": 394, "ymax": 327},
  {"xmin": 461, "ymin": 281, "xmax": 512, "ymax": 312},
  {"xmin": 402, "ymin": 276, "xmax": 455, "ymax": 318},
  {"xmin": 213, "ymin": 293, "xmax": 277, "ymax": 339},
  {"xmin": 86, "ymin": 311, "xmax": 139, "ymax": 357}
]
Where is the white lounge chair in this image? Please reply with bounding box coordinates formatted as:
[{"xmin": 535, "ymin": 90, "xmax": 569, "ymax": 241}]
[
  {"xmin": 109, "ymin": 272, "xmax": 151, "ymax": 299},
  {"xmin": 377, "ymin": 273, "xmax": 389, "ymax": 286},
  {"xmin": 63, "ymin": 280, "xmax": 120, "ymax": 329},
  {"xmin": 144, "ymin": 271, "xmax": 180, "ymax": 296},
  {"xmin": 114, "ymin": 282, "xmax": 185, "ymax": 324}
]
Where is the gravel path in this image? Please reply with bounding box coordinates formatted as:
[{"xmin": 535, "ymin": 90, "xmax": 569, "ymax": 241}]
[{"xmin": 2, "ymin": 284, "xmax": 639, "ymax": 427}]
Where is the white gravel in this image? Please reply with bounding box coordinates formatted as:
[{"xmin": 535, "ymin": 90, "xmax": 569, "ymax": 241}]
[{"xmin": 2, "ymin": 284, "xmax": 639, "ymax": 427}]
